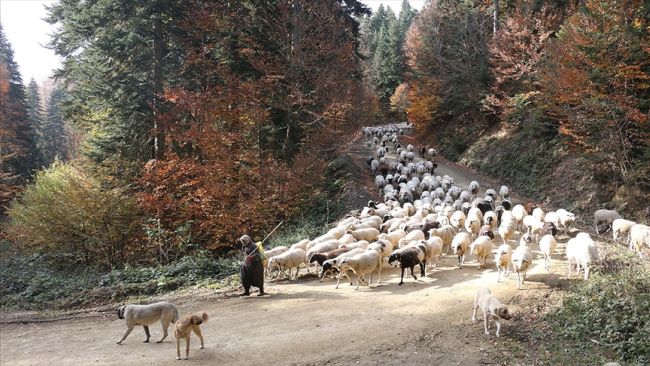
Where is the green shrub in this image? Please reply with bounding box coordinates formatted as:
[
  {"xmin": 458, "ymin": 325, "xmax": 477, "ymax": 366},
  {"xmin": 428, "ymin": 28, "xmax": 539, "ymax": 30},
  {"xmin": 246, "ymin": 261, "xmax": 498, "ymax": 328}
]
[
  {"xmin": 5, "ymin": 161, "xmax": 141, "ymax": 268},
  {"xmin": 548, "ymin": 247, "xmax": 650, "ymax": 363}
]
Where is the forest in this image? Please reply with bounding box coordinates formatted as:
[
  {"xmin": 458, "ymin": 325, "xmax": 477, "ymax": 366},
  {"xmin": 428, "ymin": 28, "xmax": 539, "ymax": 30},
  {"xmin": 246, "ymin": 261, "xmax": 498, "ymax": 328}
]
[{"xmin": 0, "ymin": 0, "xmax": 649, "ymax": 364}]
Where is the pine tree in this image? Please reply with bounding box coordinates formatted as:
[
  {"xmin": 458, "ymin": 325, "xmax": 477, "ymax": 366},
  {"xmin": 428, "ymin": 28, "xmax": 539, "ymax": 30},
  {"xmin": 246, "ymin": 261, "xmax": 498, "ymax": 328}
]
[
  {"xmin": 41, "ymin": 87, "xmax": 68, "ymax": 165},
  {"xmin": 0, "ymin": 23, "xmax": 40, "ymax": 181},
  {"xmin": 45, "ymin": 0, "xmax": 186, "ymax": 165},
  {"xmin": 25, "ymin": 78, "xmax": 44, "ymax": 166}
]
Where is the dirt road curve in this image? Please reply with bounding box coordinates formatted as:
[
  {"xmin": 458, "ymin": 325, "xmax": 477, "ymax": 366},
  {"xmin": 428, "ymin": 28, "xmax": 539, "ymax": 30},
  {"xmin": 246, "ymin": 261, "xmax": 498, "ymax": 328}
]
[{"xmin": 1, "ymin": 133, "xmax": 567, "ymax": 366}]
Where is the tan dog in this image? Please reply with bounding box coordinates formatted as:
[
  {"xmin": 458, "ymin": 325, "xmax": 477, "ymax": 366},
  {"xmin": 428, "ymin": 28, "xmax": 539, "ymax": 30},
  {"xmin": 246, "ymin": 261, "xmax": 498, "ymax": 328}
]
[
  {"xmin": 471, "ymin": 287, "xmax": 511, "ymax": 337},
  {"xmin": 175, "ymin": 312, "xmax": 209, "ymax": 360},
  {"xmin": 117, "ymin": 301, "xmax": 179, "ymax": 344}
]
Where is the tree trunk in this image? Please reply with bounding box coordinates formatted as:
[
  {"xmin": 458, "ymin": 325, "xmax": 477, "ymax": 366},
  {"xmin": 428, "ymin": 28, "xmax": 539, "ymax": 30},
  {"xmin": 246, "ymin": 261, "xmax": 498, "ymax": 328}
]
[
  {"xmin": 152, "ymin": 15, "xmax": 165, "ymax": 160},
  {"xmin": 493, "ymin": 0, "xmax": 499, "ymax": 35}
]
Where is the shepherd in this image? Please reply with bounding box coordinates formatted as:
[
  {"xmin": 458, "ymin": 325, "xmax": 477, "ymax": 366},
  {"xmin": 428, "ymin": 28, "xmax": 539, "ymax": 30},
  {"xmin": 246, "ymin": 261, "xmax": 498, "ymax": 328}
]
[{"xmin": 239, "ymin": 235, "xmax": 265, "ymax": 296}]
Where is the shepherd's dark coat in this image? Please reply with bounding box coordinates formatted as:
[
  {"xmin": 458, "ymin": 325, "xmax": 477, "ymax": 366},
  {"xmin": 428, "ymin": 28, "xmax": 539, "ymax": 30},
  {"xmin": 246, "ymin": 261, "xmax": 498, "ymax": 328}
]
[{"xmin": 239, "ymin": 235, "xmax": 264, "ymax": 296}]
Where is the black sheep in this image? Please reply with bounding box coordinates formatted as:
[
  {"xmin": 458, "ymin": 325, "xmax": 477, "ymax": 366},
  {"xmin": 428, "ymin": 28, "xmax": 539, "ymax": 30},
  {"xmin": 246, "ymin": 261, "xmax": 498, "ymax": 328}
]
[
  {"xmin": 388, "ymin": 247, "xmax": 425, "ymax": 286},
  {"xmin": 502, "ymin": 199, "xmax": 513, "ymax": 211},
  {"xmin": 543, "ymin": 222, "xmax": 557, "ymax": 237}
]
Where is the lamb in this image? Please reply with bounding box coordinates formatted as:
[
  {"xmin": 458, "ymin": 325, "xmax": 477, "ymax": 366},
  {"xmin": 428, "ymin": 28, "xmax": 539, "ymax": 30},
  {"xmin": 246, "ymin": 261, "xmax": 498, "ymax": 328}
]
[
  {"xmin": 566, "ymin": 232, "xmax": 600, "ymax": 279},
  {"xmin": 494, "ymin": 244, "xmax": 512, "ymax": 283},
  {"xmin": 539, "ymin": 234, "xmax": 557, "ymax": 271},
  {"xmin": 452, "ymin": 232, "xmax": 472, "ymax": 268},
  {"xmin": 346, "ymin": 228, "xmax": 381, "ymax": 242},
  {"xmin": 470, "ymin": 236, "xmax": 493, "ymax": 270},
  {"xmin": 388, "ymin": 245, "xmax": 426, "ymax": 285},
  {"xmin": 628, "ymin": 224, "xmax": 650, "ymax": 258},
  {"xmin": 267, "ymin": 248, "xmax": 308, "ymax": 280},
  {"xmin": 511, "ymin": 243, "xmax": 533, "ymax": 289},
  {"xmin": 337, "ymin": 250, "xmax": 383, "ymax": 290},
  {"xmin": 321, "ymin": 248, "xmax": 364, "ymax": 282},
  {"xmin": 594, "ymin": 209, "xmax": 622, "ymax": 234},
  {"xmin": 611, "ymin": 218, "xmax": 636, "ymax": 245}
]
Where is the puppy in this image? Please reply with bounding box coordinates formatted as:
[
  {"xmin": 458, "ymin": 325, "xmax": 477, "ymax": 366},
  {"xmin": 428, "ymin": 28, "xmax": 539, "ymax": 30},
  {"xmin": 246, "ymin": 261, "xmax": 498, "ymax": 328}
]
[
  {"xmin": 117, "ymin": 301, "xmax": 179, "ymax": 344},
  {"xmin": 175, "ymin": 312, "xmax": 208, "ymax": 360},
  {"xmin": 471, "ymin": 287, "xmax": 511, "ymax": 337}
]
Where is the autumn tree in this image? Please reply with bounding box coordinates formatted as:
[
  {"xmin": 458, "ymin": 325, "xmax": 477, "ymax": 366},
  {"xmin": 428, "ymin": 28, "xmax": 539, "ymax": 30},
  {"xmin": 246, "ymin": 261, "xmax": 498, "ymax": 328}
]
[
  {"xmin": 541, "ymin": 0, "xmax": 650, "ymax": 186},
  {"xmin": 0, "ymin": 24, "xmax": 40, "ymax": 184},
  {"xmin": 483, "ymin": 1, "xmax": 559, "ymax": 122}
]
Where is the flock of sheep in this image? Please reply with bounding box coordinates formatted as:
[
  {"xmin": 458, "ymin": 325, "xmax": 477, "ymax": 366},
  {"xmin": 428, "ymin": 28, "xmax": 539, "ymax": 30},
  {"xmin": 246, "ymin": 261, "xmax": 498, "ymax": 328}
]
[{"xmin": 263, "ymin": 123, "xmax": 650, "ymax": 290}]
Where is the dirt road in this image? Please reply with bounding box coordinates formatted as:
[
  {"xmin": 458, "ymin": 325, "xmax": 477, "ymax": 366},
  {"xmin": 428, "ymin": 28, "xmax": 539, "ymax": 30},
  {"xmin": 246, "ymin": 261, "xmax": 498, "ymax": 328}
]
[{"xmin": 0, "ymin": 132, "xmax": 569, "ymax": 366}]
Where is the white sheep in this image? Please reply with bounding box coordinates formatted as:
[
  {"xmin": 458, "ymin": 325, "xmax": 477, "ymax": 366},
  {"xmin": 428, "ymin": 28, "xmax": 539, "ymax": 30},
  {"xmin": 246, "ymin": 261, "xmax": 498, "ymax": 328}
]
[
  {"xmin": 265, "ymin": 246, "xmax": 288, "ymax": 260},
  {"xmin": 337, "ymin": 250, "xmax": 383, "ymax": 290},
  {"xmin": 556, "ymin": 209, "xmax": 575, "ymax": 234},
  {"xmin": 347, "ymin": 228, "xmax": 380, "ymax": 242},
  {"xmin": 422, "ymin": 236, "xmax": 444, "ymax": 268},
  {"xmin": 290, "ymin": 239, "xmax": 310, "ymax": 251},
  {"xmin": 339, "ymin": 240, "xmax": 370, "ymax": 251},
  {"xmin": 470, "ymin": 236, "xmax": 493, "ymax": 270},
  {"xmin": 628, "ymin": 224, "xmax": 650, "ymax": 258},
  {"xmin": 539, "ymin": 234, "xmax": 557, "ymax": 271},
  {"xmin": 498, "ymin": 218, "xmax": 516, "ymax": 245},
  {"xmin": 543, "ymin": 211, "xmax": 559, "ymax": 229},
  {"xmin": 465, "ymin": 215, "xmax": 482, "ymax": 239},
  {"xmin": 367, "ymin": 239, "xmax": 395, "ymax": 260},
  {"xmin": 452, "ymin": 232, "xmax": 472, "ymax": 268},
  {"xmin": 483, "ymin": 211, "xmax": 498, "ymax": 231},
  {"xmin": 321, "ymin": 248, "xmax": 365, "ymax": 283},
  {"xmin": 511, "ymin": 244, "xmax": 533, "ymax": 289},
  {"xmin": 378, "ymin": 229, "xmax": 406, "ymax": 248},
  {"xmin": 532, "ymin": 207, "xmax": 545, "ymax": 222},
  {"xmin": 511, "ymin": 205, "xmax": 528, "ymax": 232},
  {"xmin": 429, "ymin": 225, "xmax": 456, "ymax": 252},
  {"xmin": 267, "ymin": 248, "xmax": 308, "ymax": 280},
  {"xmin": 566, "ymin": 232, "xmax": 600, "ymax": 279},
  {"xmin": 398, "ymin": 230, "xmax": 425, "ymax": 248},
  {"xmin": 338, "ymin": 233, "xmax": 357, "ymax": 245},
  {"xmin": 499, "ymin": 185, "xmax": 510, "ymax": 200},
  {"xmin": 450, "ymin": 210, "xmax": 466, "ymax": 230},
  {"xmin": 326, "ymin": 226, "xmax": 346, "ymax": 239},
  {"xmin": 611, "ymin": 219, "xmax": 636, "ymax": 246},
  {"xmin": 594, "ymin": 209, "xmax": 622, "ymax": 234},
  {"xmin": 306, "ymin": 239, "xmax": 341, "ymax": 259},
  {"xmin": 494, "ymin": 244, "xmax": 512, "ymax": 283}
]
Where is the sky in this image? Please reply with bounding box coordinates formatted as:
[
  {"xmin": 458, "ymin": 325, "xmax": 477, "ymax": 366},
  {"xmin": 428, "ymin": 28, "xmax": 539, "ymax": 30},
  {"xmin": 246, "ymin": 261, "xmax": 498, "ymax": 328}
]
[
  {"xmin": 0, "ymin": 0, "xmax": 425, "ymax": 85},
  {"xmin": 361, "ymin": 0, "xmax": 426, "ymax": 13},
  {"xmin": 1, "ymin": 0, "xmax": 60, "ymax": 83}
]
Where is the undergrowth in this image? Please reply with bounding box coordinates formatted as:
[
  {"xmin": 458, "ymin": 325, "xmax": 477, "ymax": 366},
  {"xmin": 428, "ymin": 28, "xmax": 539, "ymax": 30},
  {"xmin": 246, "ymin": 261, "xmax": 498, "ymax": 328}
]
[{"xmin": 547, "ymin": 246, "xmax": 650, "ymax": 364}]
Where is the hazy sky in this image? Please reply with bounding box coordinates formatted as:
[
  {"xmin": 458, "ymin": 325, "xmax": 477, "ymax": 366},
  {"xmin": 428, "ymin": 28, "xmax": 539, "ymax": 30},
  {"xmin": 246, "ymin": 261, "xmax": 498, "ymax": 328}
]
[
  {"xmin": 1, "ymin": 0, "xmax": 60, "ymax": 83},
  {"xmin": 0, "ymin": 0, "xmax": 425, "ymax": 85},
  {"xmin": 361, "ymin": 0, "xmax": 426, "ymax": 13}
]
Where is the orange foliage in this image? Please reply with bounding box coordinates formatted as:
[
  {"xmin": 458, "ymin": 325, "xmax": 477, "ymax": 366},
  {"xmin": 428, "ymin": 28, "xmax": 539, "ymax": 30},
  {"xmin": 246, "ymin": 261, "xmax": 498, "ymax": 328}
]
[
  {"xmin": 406, "ymin": 78, "xmax": 440, "ymax": 131},
  {"xmin": 540, "ymin": 0, "xmax": 649, "ymax": 183}
]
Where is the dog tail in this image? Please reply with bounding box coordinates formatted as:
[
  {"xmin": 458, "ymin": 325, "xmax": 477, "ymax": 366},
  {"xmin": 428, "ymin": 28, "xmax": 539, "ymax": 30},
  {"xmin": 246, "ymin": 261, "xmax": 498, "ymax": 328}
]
[{"xmin": 171, "ymin": 304, "xmax": 180, "ymax": 324}]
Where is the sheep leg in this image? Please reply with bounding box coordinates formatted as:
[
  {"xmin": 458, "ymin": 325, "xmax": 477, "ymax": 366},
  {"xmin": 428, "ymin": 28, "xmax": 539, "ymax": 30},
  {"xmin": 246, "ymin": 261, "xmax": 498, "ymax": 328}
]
[
  {"xmin": 419, "ymin": 262, "xmax": 425, "ymax": 278},
  {"xmin": 584, "ymin": 264, "xmax": 589, "ymax": 280},
  {"xmin": 411, "ymin": 265, "xmax": 417, "ymax": 281},
  {"xmin": 516, "ymin": 271, "xmax": 521, "ymax": 289},
  {"xmin": 399, "ymin": 267, "xmax": 405, "ymax": 286},
  {"xmin": 484, "ymin": 315, "xmax": 490, "ymax": 336},
  {"xmin": 335, "ymin": 271, "xmax": 343, "ymax": 289},
  {"xmin": 376, "ymin": 262, "xmax": 382, "ymax": 284},
  {"xmin": 497, "ymin": 267, "xmax": 501, "ymax": 283},
  {"xmin": 495, "ymin": 320, "xmax": 502, "ymax": 337}
]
